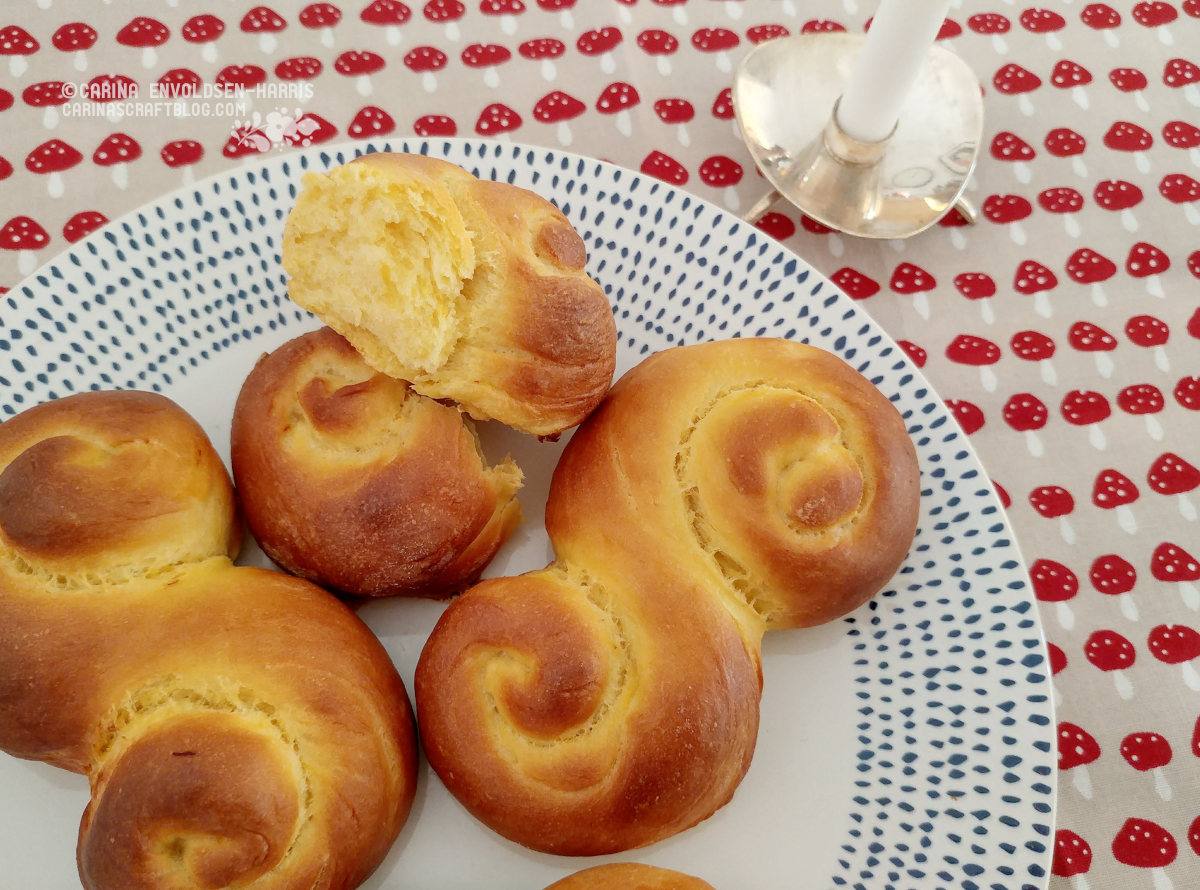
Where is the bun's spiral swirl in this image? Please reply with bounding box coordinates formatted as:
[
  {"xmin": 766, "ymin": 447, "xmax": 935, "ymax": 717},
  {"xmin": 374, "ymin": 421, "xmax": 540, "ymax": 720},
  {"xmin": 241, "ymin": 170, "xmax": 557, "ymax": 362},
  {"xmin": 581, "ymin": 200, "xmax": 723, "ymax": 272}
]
[
  {"xmin": 0, "ymin": 390, "xmax": 417, "ymax": 890},
  {"xmin": 232, "ymin": 326, "xmax": 523, "ymax": 598},
  {"xmin": 416, "ymin": 338, "xmax": 920, "ymax": 855}
]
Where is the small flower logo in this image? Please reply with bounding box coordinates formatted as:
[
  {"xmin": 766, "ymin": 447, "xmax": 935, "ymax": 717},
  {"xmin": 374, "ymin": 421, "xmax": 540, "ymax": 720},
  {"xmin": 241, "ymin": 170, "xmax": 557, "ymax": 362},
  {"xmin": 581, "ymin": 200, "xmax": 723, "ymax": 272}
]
[{"xmin": 230, "ymin": 107, "xmax": 322, "ymax": 152}]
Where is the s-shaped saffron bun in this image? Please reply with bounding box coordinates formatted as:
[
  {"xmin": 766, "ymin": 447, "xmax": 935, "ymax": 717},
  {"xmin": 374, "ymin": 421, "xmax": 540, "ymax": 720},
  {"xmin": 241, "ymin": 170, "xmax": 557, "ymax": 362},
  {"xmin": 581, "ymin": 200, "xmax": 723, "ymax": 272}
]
[
  {"xmin": 231, "ymin": 326, "xmax": 523, "ymax": 599},
  {"xmin": 0, "ymin": 389, "xmax": 418, "ymax": 890},
  {"xmin": 543, "ymin": 863, "xmax": 717, "ymax": 889},
  {"xmin": 415, "ymin": 338, "xmax": 920, "ymax": 855},
  {"xmin": 281, "ymin": 152, "xmax": 617, "ymax": 438}
]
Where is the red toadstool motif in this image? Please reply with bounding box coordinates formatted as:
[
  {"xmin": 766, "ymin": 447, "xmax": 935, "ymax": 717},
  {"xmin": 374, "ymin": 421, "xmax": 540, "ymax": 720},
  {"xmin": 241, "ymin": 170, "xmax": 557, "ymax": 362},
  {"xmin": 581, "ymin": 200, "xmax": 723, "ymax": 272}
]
[
  {"xmin": 1053, "ymin": 829, "xmax": 1093, "ymax": 883},
  {"xmin": 1032, "ymin": 557, "xmax": 1080, "ymax": 628},
  {"xmin": 991, "ymin": 131, "xmax": 1036, "ymax": 181},
  {"xmin": 1151, "ymin": 542, "xmax": 1200, "ymax": 610},
  {"xmin": 1093, "ymin": 468, "xmax": 1140, "ymax": 533},
  {"xmin": 475, "ymin": 103, "xmax": 521, "ymax": 136},
  {"xmin": 1091, "ymin": 553, "xmax": 1140, "ymax": 621},
  {"xmin": 1068, "ymin": 320, "xmax": 1118, "ymax": 377},
  {"xmin": 25, "ymin": 139, "xmax": 83, "ymax": 198},
  {"xmin": 1105, "ymin": 121, "xmax": 1154, "ymax": 171},
  {"xmin": 1159, "ymin": 172, "xmax": 1200, "ymax": 227},
  {"xmin": 991, "ymin": 62, "xmax": 1041, "ymax": 117},
  {"xmin": 52, "ymin": 22, "xmax": 99, "ymax": 72},
  {"xmin": 1094, "ymin": 179, "xmax": 1144, "ymax": 232},
  {"xmin": 1061, "ymin": 389, "xmax": 1111, "ymax": 450},
  {"xmin": 275, "ymin": 56, "xmax": 322, "ymax": 81},
  {"xmin": 640, "ymin": 150, "xmax": 688, "ymax": 186},
  {"xmin": 1126, "ymin": 242, "xmax": 1171, "ymax": 296},
  {"xmin": 1080, "ymin": 2, "xmax": 1123, "ymax": 48},
  {"xmin": 653, "ymin": 96, "xmax": 694, "ymax": 145},
  {"xmin": 1066, "ymin": 247, "xmax": 1117, "ymax": 308},
  {"xmin": 1010, "ymin": 329, "xmax": 1058, "ymax": 384},
  {"xmin": 890, "ymin": 262, "xmax": 937, "ymax": 317},
  {"xmin": 596, "ymin": 83, "xmax": 640, "ymax": 137},
  {"xmin": 1112, "ymin": 818, "xmax": 1177, "ymax": 884},
  {"xmin": 159, "ymin": 139, "xmax": 203, "ymax": 184},
  {"xmin": 1051, "ymin": 61, "xmax": 1093, "ymax": 106},
  {"xmin": 1110, "ymin": 66, "xmax": 1151, "ymax": 112},
  {"xmin": 1044, "ymin": 128, "xmax": 1087, "ymax": 178},
  {"xmin": 1147, "ymin": 453, "xmax": 1199, "ymax": 521},
  {"xmin": 92, "ymin": 132, "xmax": 141, "ymax": 190},
  {"xmin": 945, "ymin": 399, "xmax": 986, "ymax": 435},
  {"xmin": 116, "ymin": 16, "xmax": 170, "ymax": 69},
  {"xmin": 413, "ymin": 113, "xmax": 456, "ymax": 137},
  {"xmin": 1120, "ymin": 731, "xmax": 1174, "ymax": 800},
  {"xmin": 691, "ymin": 27, "xmax": 740, "ymax": 72},
  {"xmin": 349, "ymin": 106, "xmax": 396, "ymax": 139},
  {"xmin": 637, "ymin": 28, "xmax": 680, "ymax": 76},
  {"xmin": 299, "ymin": 3, "xmax": 342, "ymax": 47},
  {"xmin": 1014, "ymin": 259, "xmax": 1058, "ymax": 317},
  {"xmin": 0, "ymin": 215, "xmax": 50, "ymax": 274},
  {"xmin": 1003, "ymin": 393, "xmax": 1048, "ymax": 456},
  {"xmin": 1175, "ymin": 375, "xmax": 1200, "ymax": 411},
  {"xmin": 1148, "ymin": 623, "xmax": 1200, "ymax": 690},
  {"xmin": 404, "ymin": 46, "xmax": 448, "ymax": 91},
  {"xmin": 1085, "ymin": 628, "xmax": 1137, "ymax": 698},
  {"xmin": 1125, "ymin": 314, "xmax": 1171, "ymax": 371},
  {"xmin": 1028, "ymin": 485, "xmax": 1076, "ymax": 543},
  {"xmin": 946, "ymin": 334, "xmax": 1002, "ymax": 391},
  {"xmin": 830, "ymin": 267, "xmax": 880, "ymax": 300},
  {"xmin": 1118, "ymin": 383, "xmax": 1166, "ymax": 440},
  {"xmin": 953, "ymin": 272, "xmax": 997, "ymax": 322},
  {"xmin": 1058, "ymin": 721, "xmax": 1101, "ymax": 798},
  {"xmin": 61, "ymin": 210, "xmax": 108, "ymax": 244},
  {"xmin": 1039, "ymin": 187, "xmax": 1086, "ymax": 236},
  {"xmin": 576, "ymin": 27, "xmax": 622, "ymax": 74},
  {"xmin": 241, "ymin": 6, "xmax": 287, "ymax": 53},
  {"xmin": 519, "ymin": 37, "xmax": 566, "ymax": 80},
  {"xmin": 334, "ymin": 50, "xmax": 386, "ymax": 96},
  {"xmin": 896, "ymin": 340, "xmax": 927, "ymax": 368},
  {"xmin": 0, "ymin": 25, "xmax": 38, "ymax": 77},
  {"xmin": 461, "ymin": 43, "xmax": 511, "ymax": 88},
  {"xmin": 532, "ymin": 90, "xmax": 586, "ymax": 144}
]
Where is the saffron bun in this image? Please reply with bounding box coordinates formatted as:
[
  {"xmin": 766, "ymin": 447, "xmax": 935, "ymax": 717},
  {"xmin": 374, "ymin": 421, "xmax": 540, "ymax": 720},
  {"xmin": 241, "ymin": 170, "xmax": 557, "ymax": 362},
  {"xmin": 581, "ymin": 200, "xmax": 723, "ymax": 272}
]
[
  {"xmin": 281, "ymin": 151, "xmax": 617, "ymax": 438},
  {"xmin": 0, "ymin": 389, "xmax": 418, "ymax": 890},
  {"xmin": 543, "ymin": 863, "xmax": 717, "ymax": 890},
  {"xmin": 231, "ymin": 326, "xmax": 523, "ymax": 599},
  {"xmin": 415, "ymin": 338, "xmax": 920, "ymax": 855}
]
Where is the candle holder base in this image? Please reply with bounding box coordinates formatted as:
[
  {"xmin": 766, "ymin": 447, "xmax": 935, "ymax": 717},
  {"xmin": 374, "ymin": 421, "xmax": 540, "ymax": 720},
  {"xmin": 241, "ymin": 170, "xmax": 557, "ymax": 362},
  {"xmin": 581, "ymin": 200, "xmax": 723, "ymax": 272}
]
[{"xmin": 733, "ymin": 32, "xmax": 983, "ymax": 239}]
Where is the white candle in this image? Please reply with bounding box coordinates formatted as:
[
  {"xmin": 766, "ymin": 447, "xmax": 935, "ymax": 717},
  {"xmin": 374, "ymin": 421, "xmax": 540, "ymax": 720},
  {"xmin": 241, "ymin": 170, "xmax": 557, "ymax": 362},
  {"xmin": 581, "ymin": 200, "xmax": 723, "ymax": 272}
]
[{"xmin": 835, "ymin": 0, "xmax": 949, "ymax": 144}]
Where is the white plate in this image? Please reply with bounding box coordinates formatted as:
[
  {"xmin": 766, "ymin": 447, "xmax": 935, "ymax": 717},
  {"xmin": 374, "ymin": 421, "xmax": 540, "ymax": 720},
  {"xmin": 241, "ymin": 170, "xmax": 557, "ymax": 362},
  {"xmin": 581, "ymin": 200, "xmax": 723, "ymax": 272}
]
[{"xmin": 0, "ymin": 139, "xmax": 1056, "ymax": 890}]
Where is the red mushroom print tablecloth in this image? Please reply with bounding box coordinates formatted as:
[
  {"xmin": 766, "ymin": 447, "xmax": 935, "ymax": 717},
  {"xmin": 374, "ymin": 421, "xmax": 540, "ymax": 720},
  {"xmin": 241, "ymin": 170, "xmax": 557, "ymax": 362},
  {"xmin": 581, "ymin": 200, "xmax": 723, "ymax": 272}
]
[{"xmin": 0, "ymin": 2, "xmax": 1198, "ymax": 888}]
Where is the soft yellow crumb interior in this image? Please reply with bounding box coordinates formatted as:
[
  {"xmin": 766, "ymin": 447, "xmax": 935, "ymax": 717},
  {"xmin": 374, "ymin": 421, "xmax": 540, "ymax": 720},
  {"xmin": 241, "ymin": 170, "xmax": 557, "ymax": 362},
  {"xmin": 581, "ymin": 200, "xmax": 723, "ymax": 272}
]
[{"xmin": 281, "ymin": 163, "xmax": 476, "ymax": 374}]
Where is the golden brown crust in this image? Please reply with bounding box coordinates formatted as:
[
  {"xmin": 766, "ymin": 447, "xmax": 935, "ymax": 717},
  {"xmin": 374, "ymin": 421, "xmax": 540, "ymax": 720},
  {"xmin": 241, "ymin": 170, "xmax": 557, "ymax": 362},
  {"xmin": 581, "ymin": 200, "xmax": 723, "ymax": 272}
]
[
  {"xmin": 549, "ymin": 337, "xmax": 921, "ymax": 630},
  {"xmin": 281, "ymin": 152, "xmax": 617, "ymax": 437},
  {"xmin": 416, "ymin": 338, "xmax": 920, "ymax": 855},
  {"xmin": 0, "ymin": 390, "xmax": 418, "ymax": 890},
  {"xmin": 0, "ymin": 390, "xmax": 240, "ymax": 588},
  {"xmin": 231, "ymin": 326, "xmax": 522, "ymax": 598},
  {"xmin": 543, "ymin": 863, "xmax": 717, "ymax": 890},
  {"xmin": 69, "ymin": 564, "xmax": 418, "ymax": 890}
]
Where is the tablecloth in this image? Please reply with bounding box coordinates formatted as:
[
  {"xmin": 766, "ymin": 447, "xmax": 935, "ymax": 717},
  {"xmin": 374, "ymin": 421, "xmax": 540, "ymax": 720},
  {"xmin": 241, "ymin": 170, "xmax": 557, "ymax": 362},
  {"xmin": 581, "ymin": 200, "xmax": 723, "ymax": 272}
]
[{"xmin": 0, "ymin": 1, "xmax": 1197, "ymax": 888}]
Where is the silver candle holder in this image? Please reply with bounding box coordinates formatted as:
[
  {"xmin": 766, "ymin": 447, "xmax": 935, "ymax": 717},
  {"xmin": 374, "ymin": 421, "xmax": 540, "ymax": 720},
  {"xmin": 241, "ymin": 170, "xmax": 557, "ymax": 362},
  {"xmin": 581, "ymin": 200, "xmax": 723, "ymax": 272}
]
[{"xmin": 733, "ymin": 31, "xmax": 984, "ymax": 239}]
